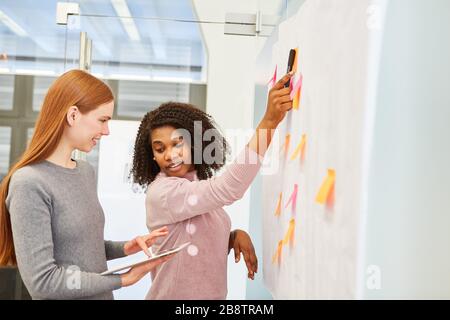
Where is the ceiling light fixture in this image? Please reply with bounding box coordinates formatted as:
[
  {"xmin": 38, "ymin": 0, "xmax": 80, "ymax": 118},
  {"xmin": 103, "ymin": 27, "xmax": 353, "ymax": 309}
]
[
  {"xmin": 0, "ymin": 10, "xmax": 28, "ymax": 37},
  {"xmin": 110, "ymin": 0, "xmax": 141, "ymax": 41}
]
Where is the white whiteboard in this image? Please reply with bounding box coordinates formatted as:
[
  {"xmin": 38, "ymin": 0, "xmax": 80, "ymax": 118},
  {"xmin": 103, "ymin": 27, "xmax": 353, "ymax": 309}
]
[{"xmin": 261, "ymin": 0, "xmax": 387, "ymax": 299}]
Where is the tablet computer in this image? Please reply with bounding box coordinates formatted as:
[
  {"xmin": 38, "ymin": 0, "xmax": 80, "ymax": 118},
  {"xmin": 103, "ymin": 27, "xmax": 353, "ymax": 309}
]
[{"xmin": 100, "ymin": 242, "xmax": 191, "ymax": 276}]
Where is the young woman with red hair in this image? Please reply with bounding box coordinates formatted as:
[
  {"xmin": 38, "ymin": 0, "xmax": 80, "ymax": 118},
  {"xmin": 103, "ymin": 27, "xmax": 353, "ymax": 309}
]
[{"xmin": 0, "ymin": 70, "xmax": 171, "ymax": 299}]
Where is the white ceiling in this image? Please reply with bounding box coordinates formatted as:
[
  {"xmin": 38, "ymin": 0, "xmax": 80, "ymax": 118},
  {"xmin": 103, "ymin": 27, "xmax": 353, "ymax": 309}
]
[{"xmin": 0, "ymin": 0, "xmax": 206, "ymax": 81}]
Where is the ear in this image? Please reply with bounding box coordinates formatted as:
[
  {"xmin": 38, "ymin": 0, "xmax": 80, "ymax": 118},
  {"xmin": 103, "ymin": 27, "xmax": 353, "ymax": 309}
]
[{"xmin": 66, "ymin": 106, "xmax": 79, "ymax": 127}]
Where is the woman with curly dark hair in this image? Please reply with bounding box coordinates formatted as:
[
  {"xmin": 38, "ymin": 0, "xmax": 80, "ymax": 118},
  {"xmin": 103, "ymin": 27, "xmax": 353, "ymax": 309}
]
[{"xmin": 131, "ymin": 72, "xmax": 294, "ymax": 299}]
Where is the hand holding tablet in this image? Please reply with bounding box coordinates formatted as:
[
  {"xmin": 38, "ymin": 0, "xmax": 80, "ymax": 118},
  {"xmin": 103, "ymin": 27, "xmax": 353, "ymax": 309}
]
[{"xmin": 101, "ymin": 242, "xmax": 191, "ymax": 276}]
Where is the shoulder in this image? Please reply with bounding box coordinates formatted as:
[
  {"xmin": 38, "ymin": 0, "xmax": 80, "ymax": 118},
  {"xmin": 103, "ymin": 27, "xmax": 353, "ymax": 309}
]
[
  {"xmin": 148, "ymin": 175, "xmax": 188, "ymax": 193},
  {"xmin": 146, "ymin": 175, "xmax": 190, "ymax": 203},
  {"xmin": 7, "ymin": 163, "xmax": 52, "ymax": 205},
  {"xmin": 10, "ymin": 163, "xmax": 48, "ymax": 188}
]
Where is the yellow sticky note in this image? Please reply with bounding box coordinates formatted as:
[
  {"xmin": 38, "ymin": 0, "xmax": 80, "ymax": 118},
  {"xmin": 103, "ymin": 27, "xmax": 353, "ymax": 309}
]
[
  {"xmin": 290, "ymin": 134, "xmax": 306, "ymax": 161},
  {"xmin": 291, "ymin": 73, "xmax": 303, "ymax": 110},
  {"xmin": 316, "ymin": 169, "xmax": 336, "ymax": 204},
  {"xmin": 274, "ymin": 192, "xmax": 282, "ymax": 216},
  {"xmin": 280, "ymin": 134, "xmax": 291, "ymax": 155},
  {"xmin": 282, "ymin": 219, "xmax": 296, "ymax": 246},
  {"xmin": 272, "ymin": 240, "xmax": 283, "ymax": 264},
  {"xmin": 271, "ymin": 251, "xmax": 277, "ymax": 264},
  {"xmin": 292, "ymin": 89, "xmax": 300, "ymax": 110},
  {"xmin": 277, "ymin": 240, "xmax": 283, "ymax": 264}
]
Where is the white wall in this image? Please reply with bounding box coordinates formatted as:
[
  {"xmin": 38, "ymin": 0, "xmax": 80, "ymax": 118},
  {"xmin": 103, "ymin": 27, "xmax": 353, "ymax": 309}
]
[
  {"xmin": 191, "ymin": 0, "xmax": 274, "ymax": 299},
  {"xmin": 98, "ymin": 120, "xmax": 151, "ymax": 300},
  {"xmin": 361, "ymin": 0, "xmax": 450, "ymax": 299}
]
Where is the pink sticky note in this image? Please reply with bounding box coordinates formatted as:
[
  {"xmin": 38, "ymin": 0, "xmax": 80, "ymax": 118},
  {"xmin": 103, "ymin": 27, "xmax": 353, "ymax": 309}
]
[
  {"xmin": 284, "ymin": 184, "xmax": 298, "ymax": 216},
  {"xmin": 267, "ymin": 65, "xmax": 277, "ymax": 88},
  {"xmin": 290, "ymin": 73, "xmax": 303, "ymax": 100}
]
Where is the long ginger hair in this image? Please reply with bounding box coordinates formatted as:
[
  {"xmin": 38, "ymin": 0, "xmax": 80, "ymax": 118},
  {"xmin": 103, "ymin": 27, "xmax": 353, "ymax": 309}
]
[{"xmin": 0, "ymin": 69, "xmax": 114, "ymax": 266}]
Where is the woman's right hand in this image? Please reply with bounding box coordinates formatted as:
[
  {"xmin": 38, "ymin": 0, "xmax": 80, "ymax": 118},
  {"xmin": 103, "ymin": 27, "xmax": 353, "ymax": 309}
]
[
  {"xmin": 120, "ymin": 254, "xmax": 174, "ymax": 287},
  {"xmin": 262, "ymin": 72, "xmax": 294, "ymax": 127},
  {"xmin": 248, "ymin": 72, "xmax": 294, "ymax": 156}
]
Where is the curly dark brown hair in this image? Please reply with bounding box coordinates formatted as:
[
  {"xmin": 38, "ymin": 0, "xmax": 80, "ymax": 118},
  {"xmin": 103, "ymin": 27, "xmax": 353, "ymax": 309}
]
[{"xmin": 131, "ymin": 102, "xmax": 230, "ymax": 188}]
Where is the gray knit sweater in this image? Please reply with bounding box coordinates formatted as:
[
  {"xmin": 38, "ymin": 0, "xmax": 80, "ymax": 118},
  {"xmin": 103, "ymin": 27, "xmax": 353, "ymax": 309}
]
[{"xmin": 6, "ymin": 160, "xmax": 125, "ymax": 299}]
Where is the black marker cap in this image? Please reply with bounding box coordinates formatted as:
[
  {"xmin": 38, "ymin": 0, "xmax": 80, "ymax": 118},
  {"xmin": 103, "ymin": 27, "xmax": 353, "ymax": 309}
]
[{"xmin": 285, "ymin": 49, "xmax": 296, "ymax": 88}]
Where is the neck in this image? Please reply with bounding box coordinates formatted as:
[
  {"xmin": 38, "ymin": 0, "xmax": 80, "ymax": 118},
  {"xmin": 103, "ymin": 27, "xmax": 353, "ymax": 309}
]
[{"xmin": 46, "ymin": 138, "xmax": 76, "ymax": 169}]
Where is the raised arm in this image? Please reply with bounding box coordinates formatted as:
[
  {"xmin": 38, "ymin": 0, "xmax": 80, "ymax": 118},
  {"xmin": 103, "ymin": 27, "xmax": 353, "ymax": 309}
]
[
  {"xmin": 248, "ymin": 72, "xmax": 294, "ymax": 157},
  {"xmin": 147, "ymin": 73, "xmax": 294, "ymax": 225}
]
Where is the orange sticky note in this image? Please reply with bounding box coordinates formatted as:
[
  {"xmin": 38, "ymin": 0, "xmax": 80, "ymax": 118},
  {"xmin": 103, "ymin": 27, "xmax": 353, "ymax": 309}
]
[
  {"xmin": 279, "ymin": 134, "xmax": 291, "ymax": 155},
  {"xmin": 290, "ymin": 134, "xmax": 306, "ymax": 161},
  {"xmin": 283, "ymin": 134, "xmax": 291, "ymax": 155},
  {"xmin": 316, "ymin": 169, "xmax": 336, "ymax": 204},
  {"xmin": 291, "ymin": 73, "xmax": 303, "ymax": 110},
  {"xmin": 282, "ymin": 218, "xmax": 296, "ymax": 246},
  {"xmin": 274, "ymin": 192, "xmax": 282, "ymax": 216}
]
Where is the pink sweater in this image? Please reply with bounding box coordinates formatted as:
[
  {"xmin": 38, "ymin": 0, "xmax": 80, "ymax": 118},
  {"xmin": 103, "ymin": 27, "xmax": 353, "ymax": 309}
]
[{"xmin": 145, "ymin": 146, "xmax": 263, "ymax": 299}]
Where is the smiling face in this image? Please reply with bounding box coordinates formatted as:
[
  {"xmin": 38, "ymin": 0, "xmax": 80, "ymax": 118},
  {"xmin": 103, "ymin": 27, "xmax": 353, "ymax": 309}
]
[
  {"xmin": 150, "ymin": 125, "xmax": 194, "ymax": 178},
  {"xmin": 65, "ymin": 100, "xmax": 114, "ymax": 153}
]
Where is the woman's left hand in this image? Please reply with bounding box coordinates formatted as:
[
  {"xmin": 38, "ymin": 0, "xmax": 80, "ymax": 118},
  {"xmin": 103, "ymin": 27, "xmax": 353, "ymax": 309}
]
[
  {"xmin": 124, "ymin": 226, "xmax": 169, "ymax": 256},
  {"xmin": 230, "ymin": 229, "xmax": 258, "ymax": 280}
]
